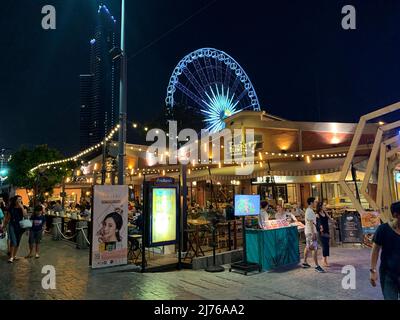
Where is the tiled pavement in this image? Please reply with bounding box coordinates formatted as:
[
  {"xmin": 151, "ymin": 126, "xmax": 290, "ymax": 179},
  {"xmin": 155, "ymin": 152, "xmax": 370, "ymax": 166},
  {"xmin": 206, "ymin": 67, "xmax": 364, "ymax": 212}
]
[{"xmin": 0, "ymin": 232, "xmax": 383, "ymax": 300}]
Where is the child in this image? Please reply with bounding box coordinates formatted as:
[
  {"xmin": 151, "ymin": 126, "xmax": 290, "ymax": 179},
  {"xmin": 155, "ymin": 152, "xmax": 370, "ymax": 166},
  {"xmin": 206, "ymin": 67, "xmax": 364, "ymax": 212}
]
[{"xmin": 26, "ymin": 205, "xmax": 46, "ymax": 259}]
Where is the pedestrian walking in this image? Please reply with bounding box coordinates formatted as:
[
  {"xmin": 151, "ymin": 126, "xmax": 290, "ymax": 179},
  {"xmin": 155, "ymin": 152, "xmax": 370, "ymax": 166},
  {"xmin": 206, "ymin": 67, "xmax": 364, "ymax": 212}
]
[
  {"xmin": 26, "ymin": 205, "xmax": 46, "ymax": 259},
  {"xmin": 370, "ymin": 201, "xmax": 400, "ymax": 300},
  {"xmin": 316, "ymin": 202, "xmax": 335, "ymax": 267},
  {"xmin": 6, "ymin": 195, "xmax": 28, "ymax": 263},
  {"xmin": 302, "ymin": 197, "xmax": 325, "ymax": 273}
]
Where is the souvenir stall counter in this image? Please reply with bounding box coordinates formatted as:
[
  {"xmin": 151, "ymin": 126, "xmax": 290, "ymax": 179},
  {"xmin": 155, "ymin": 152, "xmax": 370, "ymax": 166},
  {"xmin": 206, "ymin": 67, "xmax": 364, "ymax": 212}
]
[{"xmin": 246, "ymin": 224, "xmax": 300, "ymax": 271}]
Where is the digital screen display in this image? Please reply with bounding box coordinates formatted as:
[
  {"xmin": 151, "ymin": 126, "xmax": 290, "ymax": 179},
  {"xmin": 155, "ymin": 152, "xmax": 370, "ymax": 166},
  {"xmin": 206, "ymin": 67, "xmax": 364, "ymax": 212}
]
[
  {"xmin": 234, "ymin": 195, "xmax": 260, "ymax": 216},
  {"xmin": 151, "ymin": 188, "xmax": 177, "ymax": 244}
]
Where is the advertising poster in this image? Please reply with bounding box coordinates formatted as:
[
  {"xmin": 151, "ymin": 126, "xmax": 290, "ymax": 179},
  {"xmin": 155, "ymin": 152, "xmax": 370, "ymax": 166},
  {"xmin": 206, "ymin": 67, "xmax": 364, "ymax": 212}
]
[
  {"xmin": 91, "ymin": 185, "xmax": 128, "ymax": 269},
  {"xmin": 151, "ymin": 188, "xmax": 177, "ymax": 245},
  {"xmin": 360, "ymin": 211, "xmax": 380, "ymax": 234},
  {"xmin": 340, "ymin": 211, "xmax": 363, "ymax": 243}
]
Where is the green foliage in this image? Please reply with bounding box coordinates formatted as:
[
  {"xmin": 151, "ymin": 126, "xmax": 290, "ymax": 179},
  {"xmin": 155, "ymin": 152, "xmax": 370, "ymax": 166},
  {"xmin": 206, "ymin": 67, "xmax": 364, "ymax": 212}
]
[{"xmin": 8, "ymin": 145, "xmax": 77, "ymax": 200}]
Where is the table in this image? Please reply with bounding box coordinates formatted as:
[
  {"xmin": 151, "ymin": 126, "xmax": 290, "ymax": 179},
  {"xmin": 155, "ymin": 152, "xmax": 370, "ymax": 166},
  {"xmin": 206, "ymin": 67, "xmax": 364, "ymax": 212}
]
[
  {"xmin": 246, "ymin": 226, "xmax": 300, "ymax": 271},
  {"xmin": 185, "ymin": 219, "xmax": 210, "ymax": 261}
]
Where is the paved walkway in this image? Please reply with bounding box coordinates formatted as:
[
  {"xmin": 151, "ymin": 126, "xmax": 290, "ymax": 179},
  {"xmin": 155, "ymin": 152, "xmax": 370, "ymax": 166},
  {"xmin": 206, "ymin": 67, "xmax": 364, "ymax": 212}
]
[{"xmin": 0, "ymin": 232, "xmax": 383, "ymax": 300}]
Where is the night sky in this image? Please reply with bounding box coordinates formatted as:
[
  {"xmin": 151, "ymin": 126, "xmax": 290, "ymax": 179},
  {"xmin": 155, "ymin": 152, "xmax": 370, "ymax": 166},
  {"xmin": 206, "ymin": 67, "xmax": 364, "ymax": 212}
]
[{"xmin": 2, "ymin": 0, "xmax": 400, "ymax": 156}]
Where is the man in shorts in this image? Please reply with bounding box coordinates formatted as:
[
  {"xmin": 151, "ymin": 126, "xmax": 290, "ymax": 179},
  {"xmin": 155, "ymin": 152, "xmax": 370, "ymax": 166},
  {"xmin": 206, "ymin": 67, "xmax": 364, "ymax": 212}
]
[{"xmin": 302, "ymin": 197, "xmax": 325, "ymax": 273}]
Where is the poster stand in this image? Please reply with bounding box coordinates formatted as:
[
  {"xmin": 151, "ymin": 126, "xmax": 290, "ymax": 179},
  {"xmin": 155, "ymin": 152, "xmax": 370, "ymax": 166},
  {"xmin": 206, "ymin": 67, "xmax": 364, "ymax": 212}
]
[
  {"xmin": 229, "ymin": 216, "xmax": 261, "ymax": 275},
  {"xmin": 141, "ymin": 177, "xmax": 182, "ymax": 272}
]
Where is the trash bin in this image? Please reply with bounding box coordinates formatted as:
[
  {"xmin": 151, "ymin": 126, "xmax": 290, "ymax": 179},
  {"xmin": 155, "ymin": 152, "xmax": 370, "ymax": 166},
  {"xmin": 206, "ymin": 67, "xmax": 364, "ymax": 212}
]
[
  {"xmin": 52, "ymin": 217, "xmax": 62, "ymax": 241},
  {"xmin": 76, "ymin": 220, "xmax": 89, "ymax": 249}
]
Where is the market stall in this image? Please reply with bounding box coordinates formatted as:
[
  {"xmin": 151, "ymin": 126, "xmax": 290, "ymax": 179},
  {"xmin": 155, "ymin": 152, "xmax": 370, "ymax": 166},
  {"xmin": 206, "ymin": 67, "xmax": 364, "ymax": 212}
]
[{"xmin": 246, "ymin": 225, "xmax": 300, "ymax": 271}]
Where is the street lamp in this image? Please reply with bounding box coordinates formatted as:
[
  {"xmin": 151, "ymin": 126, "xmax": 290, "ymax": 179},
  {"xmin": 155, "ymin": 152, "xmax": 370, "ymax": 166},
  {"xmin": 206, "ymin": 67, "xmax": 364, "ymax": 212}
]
[{"xmin": 117, "ymin": 0, "xmax": 127, "ymax": 186}]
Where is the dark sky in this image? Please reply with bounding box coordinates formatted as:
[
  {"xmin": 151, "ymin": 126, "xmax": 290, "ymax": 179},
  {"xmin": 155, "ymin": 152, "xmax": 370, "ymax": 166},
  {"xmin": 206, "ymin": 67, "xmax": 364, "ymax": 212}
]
[{"xmin": 2, "ymin": 0, "xmax": 400, "ymax": 156}]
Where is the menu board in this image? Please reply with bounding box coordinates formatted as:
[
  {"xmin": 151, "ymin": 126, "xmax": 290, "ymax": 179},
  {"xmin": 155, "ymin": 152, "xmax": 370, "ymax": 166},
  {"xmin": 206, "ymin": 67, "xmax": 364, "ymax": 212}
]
[
  {"xmin": 340, "ymin": 211, "xmax": 363, "ymax": 243},
  {"xmin": 263, "ymin": 219, "xmax": 290, "ymax": 230}
]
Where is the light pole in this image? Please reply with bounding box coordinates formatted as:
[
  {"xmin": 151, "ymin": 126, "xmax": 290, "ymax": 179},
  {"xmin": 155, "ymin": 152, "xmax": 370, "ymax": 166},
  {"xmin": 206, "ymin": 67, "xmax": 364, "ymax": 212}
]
[{"xmin": 118, "ymin": 0, "xmax": 127, "ymax": 185}]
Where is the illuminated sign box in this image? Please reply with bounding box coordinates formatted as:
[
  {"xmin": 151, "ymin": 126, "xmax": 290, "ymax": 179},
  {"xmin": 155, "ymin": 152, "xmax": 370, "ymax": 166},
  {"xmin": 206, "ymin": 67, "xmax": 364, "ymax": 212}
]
[{"xmin": 149, "ymin": 187, "xmax": 178, "ymax": 246}]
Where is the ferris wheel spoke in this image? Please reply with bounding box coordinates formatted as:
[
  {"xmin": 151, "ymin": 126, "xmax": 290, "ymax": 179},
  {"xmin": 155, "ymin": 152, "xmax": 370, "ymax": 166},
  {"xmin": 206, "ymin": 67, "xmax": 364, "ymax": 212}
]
[
  {"xmin": 232, "ymin": 89, "xmax": 249, "ymax": 108},
  {"xmin": 182, "ymin": 67, "xmax": 208, "ymax": 100},
  {"xmin": 216, "ymin": 59, "xmax": 222, "ymax": 83},
  {"xmin": 175, "ymin": 82, "xmax": 208, "ymax": 110},
  {"xmin": 193, "ymin": 59, "xmax": 210, "ymax": 89},
  {"xmin": 239, "ymin": 104, "xmax": 255, "ymax": 111},
  {"xmin": 204, "ymin": 56, "xmax": 216, "ymax": 84},
  {"xmin": 223, "ymin": 64, "xmax": 231, "ymax": 89},
  {"xmin": 230, "ymin": 75, "xmax": 242, "ymax": 98}
]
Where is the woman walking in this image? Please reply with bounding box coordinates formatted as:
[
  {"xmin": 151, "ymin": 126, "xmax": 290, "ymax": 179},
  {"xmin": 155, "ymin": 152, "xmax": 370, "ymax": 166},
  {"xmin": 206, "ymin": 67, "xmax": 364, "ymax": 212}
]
[
  {"xmin": 6, "ymin": 195, "xmax": 27, "ymax": 263},
  {"xmin": 316, "ymin": 202, "xmax": 334, "ymax": 267}
]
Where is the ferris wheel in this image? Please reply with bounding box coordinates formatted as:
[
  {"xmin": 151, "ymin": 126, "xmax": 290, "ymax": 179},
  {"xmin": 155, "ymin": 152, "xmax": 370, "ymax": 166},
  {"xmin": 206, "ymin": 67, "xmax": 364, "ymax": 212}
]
[{"xmin": 165, "ymin": 48, "xmax": 261, "ymax": 132}]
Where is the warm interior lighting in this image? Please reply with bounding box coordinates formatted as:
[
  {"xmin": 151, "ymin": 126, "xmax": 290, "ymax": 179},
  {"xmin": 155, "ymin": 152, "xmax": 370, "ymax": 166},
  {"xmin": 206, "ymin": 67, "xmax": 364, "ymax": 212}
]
[
  {"xmin": 306, "ymin": 155, "xmax": 311, "ymax": 164},
  {"xmin": 331, "ymin": 136, "xmax": 340, "ymax": 144},
  {"xmin": 192, "ymin": 181, "xmax": 197, "ymax": 186},
  {"xmin": 316, "ymin": 174, "xmax": 321, "ymax": 181}
]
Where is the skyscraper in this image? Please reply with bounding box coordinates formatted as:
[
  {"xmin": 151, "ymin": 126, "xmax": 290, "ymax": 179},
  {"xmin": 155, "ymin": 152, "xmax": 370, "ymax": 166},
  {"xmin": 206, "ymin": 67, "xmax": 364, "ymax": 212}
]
[{"xmin": 80, "ymin": 4, "xmax": 119, "ymax": 150}]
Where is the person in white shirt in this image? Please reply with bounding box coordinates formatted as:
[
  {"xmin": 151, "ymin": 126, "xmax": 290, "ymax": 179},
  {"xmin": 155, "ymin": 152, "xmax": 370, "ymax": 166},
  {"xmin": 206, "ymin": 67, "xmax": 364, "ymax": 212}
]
[
  {"xmin": 258, "ymin": 201, "xmax": 269, "ymax": 228},
  {"xmin": 302, "ymin": 197, "xmax": 325, "ymax": 273},
  {"xmin": 274, "ymin": 204, "xmax": 297, "ymax": 222}
]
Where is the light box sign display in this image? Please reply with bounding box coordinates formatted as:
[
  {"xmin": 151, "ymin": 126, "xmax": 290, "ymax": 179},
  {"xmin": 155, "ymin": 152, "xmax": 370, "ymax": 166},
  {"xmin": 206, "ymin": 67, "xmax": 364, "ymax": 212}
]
[
  {"xmin": 234, "ymin": 195, "xmax": 260, "ymax": 216},
  {"xmin": 91, "ymin": 185, "xmax": 128, "ymax": 269},
  {"xmin": 150, "ymin": 187, "xmax": 177, "ymax": 246}
]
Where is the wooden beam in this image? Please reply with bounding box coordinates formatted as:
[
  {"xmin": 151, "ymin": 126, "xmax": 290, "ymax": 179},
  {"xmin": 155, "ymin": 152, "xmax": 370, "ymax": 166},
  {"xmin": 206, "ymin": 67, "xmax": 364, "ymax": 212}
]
[
  {"xmin": 340, "ymin": 102, "xmax": 400, "ymax": 214},
  {"xmin": 376, "ymin": 142, "xmax": 387, "ymax": 209}
]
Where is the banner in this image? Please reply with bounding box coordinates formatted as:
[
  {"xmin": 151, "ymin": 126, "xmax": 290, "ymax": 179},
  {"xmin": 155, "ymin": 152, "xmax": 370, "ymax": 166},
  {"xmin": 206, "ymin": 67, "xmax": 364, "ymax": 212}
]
[{"xmin": 91, "ymin": 185, "xmax": 128, "ymax": 269}]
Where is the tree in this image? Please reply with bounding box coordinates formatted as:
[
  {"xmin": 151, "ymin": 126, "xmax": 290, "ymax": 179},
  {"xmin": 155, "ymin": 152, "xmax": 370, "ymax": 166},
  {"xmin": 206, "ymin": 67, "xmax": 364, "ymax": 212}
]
[{"xmin": 8, "ymin": 145, "xmax": 77, "ymax": 205}]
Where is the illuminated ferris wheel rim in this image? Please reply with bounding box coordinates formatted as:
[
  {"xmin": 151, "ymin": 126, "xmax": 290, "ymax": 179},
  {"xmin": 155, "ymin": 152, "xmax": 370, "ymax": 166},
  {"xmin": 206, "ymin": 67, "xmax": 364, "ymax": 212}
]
[{"xmin": 165, "ymin": 48, "xmax": 261, "ymax": 131}]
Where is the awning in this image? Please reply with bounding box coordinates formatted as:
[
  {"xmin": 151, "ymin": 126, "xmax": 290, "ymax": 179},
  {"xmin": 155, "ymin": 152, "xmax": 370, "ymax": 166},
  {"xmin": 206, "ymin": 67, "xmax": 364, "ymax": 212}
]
[{"xmin": 187, "ymin": 156, "xmax": 368, "ymax": 182}]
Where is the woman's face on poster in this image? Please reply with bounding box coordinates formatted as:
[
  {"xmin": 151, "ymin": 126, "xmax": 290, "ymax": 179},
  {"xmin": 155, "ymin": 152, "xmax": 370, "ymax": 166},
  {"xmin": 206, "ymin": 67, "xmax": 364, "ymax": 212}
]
[{"xmin": 102, "ymin": 217, "xmax": 117, "ymax": 241}]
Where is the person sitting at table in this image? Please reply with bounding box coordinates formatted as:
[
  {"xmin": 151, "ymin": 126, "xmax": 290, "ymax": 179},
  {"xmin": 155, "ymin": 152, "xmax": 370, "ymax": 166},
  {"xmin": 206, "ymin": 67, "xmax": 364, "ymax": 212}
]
[
  {"xmin": 53, "ymin": 200, "xmax": 63, "ymax": 213},
  {"xmin": 133, "ymin": 211, "xmax": 144, "ymax": 233},
  {"xmin": 293, "ymin": 202, "xmax": 304, "ymax": 219},
  {"xmin": 258, "ymin": 201, "xmax": 269, "ymax": 228},
  {"xmin": 80, "ymin": 203, "xmax": 91, "ymax": 218},
  {"xmin": 274, "ymin": 204, "xmax": 297, "ymax": 222}
]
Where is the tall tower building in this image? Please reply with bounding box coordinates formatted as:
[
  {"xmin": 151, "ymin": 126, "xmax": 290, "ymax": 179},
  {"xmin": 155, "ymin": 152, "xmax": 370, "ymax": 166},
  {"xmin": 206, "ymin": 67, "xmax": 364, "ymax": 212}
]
[{"xmin": 80, "ymin": 4, "xmax": 119, "ymax": 150}]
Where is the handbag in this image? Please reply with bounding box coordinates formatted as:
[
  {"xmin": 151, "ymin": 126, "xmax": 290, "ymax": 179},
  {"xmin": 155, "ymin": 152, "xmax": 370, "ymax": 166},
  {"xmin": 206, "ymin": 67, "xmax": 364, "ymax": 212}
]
[{"xmin": 19, "ymin": 218, "xmax": 33, "ymax": 229}]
